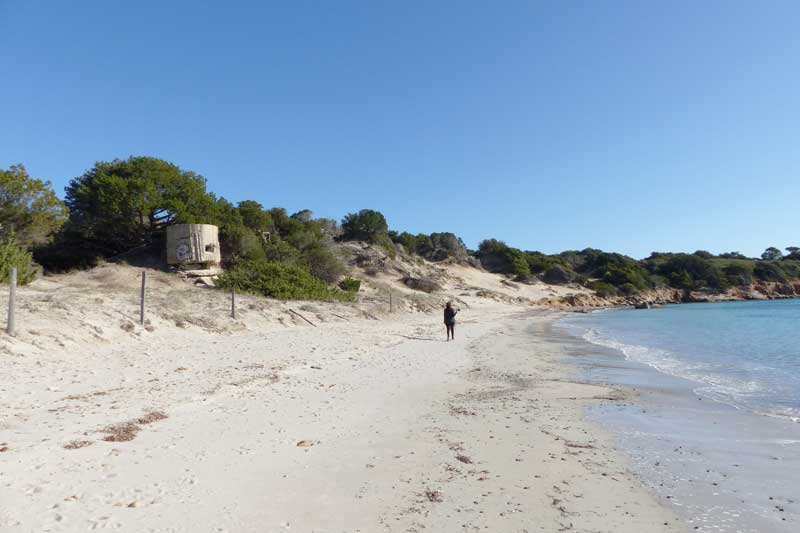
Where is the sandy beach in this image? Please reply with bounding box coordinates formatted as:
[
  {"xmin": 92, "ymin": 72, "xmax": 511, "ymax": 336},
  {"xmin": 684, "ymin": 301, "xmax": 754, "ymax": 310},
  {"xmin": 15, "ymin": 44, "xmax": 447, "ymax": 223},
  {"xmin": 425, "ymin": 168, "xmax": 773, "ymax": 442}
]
[{"xmin": 0, "ymin": 279, "xmax": 682, "ymax": 532}]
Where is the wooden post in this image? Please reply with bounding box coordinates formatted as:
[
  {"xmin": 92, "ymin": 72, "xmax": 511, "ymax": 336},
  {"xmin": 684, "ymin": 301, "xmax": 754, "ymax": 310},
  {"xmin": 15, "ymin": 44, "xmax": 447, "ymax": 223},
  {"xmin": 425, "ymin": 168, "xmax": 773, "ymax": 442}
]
[
  {"xmin": 231, "ymin": 286, "xmax": 236, "ymax": 319},
  {"xmin": 389, "ymin": 292, "xmax": 393, "ymax": 313},
  {"xmin": 6, "ymin": 267, "xmax": 16, "ymax": 336},
  {"xmin": 140, "ymin": 271, "xmax": 146, "ymax": 325}
]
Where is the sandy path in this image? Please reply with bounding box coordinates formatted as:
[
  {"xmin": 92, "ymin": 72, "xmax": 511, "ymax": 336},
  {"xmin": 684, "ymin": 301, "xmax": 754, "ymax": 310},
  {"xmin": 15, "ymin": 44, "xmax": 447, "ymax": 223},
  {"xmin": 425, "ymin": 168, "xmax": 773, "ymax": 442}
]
[{"xmin": 0, "ymin": 308, "xmax": 682, "ymax": 532}]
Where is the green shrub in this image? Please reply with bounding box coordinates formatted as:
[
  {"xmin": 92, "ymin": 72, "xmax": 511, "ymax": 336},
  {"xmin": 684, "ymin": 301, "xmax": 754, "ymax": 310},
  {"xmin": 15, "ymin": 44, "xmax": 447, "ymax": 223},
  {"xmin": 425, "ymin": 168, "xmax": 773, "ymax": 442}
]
[
  {"xmin": 303, "ymin": 244, "xmax": 346, "ymax": 283},
  {"xmin": 220, "ymin": 225, "xmax": 266, "ymax": 266},
  {"xmin": 374, "ymin": 233, "xmax": 397, "ymax": 259},
  {"xmin": 263, "ymin": 239, "xmax": 302, "ymax": 264},
  {"xmin": 719, "ymin": 251, "xmax": 748, "ymax": 259},
  {"xmin": 778, "ymin": 261, "xmax": 800, "ymax": 278},
  {"xmin": 1, "ymin": 164, "xmax": 68, "ymax": 248},
  {"xmin": 392, "ymin": 232, "xmax": 422, "ymax": 255},
  {"xmin": 477, "ymin": 239, "xmax": 534, "ymax": 277},
  {"xmin": 618, "ymin": 283, "xmax": 639, "ymax": 296},
  {"xmin": 541, "ymin": 264, "xmax": 572, "ymax": 284},
  {"xmin": 414, "ymin": 232, "xmax": 468, "ymax": 261},
  {"xmin": 668, "ymin": 270, "xmax": 694, "ymax": 289},
  {"xmin": 237, "ymin": 200, "xmax": 274, "ymax": 232},
  {"xmin": 656, "ymin": 254, "xmax": 725, "ymax": 289},
  {"xmin": 411, "ymin": 234, "xmax": 432, "ymax": 256},
  {"xmin": 588, "ymin": 281, "xmax": 618, "ymax": 298},
  {"xmin": 524, "ymin": 252, "xmax": 563, "ymax": 274},
  {"xmin": 649, "ymin": 274, "xmax": 670, "ymax": 288},
  {"xmin": 217, "ymin": 260, "xmax": 355, "ymax": 302},
  {"xmin": 340, "ymin": 209, "xmax": 389, "ymax": 242},
  {"xmin": 722, "ymin": 263, "xmax": 753, "ymax": 286},
  {"xmin": 753, "ymin": 261, "xmax": 786, "ymax": 282},
  {"xmin": 510, "ymin": 254, "xmax": 531, "ymax": 279},
  {"xmin": 603, "ymin": 265, "xmax": 649, "ymax": 290},
  {"xmin": 573, "ymin": 273, "xmax": 589, "ymax": 286},
  {"xmin": 1, "ymin": 235, "xmax": 36, "ymax": 285},
  {"xmin": 338, "ymin": 277, "xmax": 361, "ymax": 292}
]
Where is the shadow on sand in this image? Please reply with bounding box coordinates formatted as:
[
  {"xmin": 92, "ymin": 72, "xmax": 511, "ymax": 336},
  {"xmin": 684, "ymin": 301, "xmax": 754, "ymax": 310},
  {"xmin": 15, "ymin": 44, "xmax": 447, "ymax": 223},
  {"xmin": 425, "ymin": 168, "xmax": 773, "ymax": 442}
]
[{"xmin": 392, "ymin": 334, "xmax": 449, "ymax": 342}]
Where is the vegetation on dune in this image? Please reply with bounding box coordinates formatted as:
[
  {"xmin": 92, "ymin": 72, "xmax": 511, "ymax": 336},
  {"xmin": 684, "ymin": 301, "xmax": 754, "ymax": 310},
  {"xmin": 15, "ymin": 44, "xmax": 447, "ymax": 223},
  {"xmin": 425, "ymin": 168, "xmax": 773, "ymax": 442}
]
[
  {"xmin": 0, "ymin": 234, "xmax": 37, "ymax": 285},
  {"xmin": 338, "ymin": 277, "xmax": 361, "ymax": 292},
  {"xmin": 2, "ymin": 157, "xmax": 799, "ymax": 302},
  {"xmin": 341, "ymin": 209, "xmax": 388, "ymax": 242},
  {"xmin": 63, "ymin": 157, "xmax": 218, "ymax": 258},
  {"xmin": 216, "ymin": 261, "xmax": 355, "ymax": 302},
  {"xmin": 1, "ymin": 165, "xmax": 67, "ymax": 285},
  {"xmin": 389, "ymin": 231, "xmax": 468, "ymax": 262},
  {"xmin": 0, "ymin": 165, "xmax": 68, "ymax": 248}
]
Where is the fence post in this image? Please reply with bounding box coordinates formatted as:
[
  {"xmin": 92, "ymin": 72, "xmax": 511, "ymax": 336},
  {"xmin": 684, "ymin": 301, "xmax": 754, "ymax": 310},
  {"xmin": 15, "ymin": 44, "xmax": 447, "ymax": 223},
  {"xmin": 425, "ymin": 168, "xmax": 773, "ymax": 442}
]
[
  {"xmin": 389, "ymin": 291, "xmax": 393, "ymax": 313},
  {"xmin": 140, "ymin": 271, "xmax": 146, "ymax": 325},
  {"xmin": 6, "ymin": 267, "xmax": 16, "ymax": 336},
  {"xmin": 231, "ymin": 286, "xmax": 236, "ymax": 319}
]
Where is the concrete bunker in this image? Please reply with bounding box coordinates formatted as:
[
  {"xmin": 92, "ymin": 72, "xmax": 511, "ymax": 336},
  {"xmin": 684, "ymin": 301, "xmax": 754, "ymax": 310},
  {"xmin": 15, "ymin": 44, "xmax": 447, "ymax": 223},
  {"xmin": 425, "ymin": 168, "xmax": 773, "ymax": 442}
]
[{"xmin": 166, "ymin": 224, "xmax": 222, "ymax": 285}]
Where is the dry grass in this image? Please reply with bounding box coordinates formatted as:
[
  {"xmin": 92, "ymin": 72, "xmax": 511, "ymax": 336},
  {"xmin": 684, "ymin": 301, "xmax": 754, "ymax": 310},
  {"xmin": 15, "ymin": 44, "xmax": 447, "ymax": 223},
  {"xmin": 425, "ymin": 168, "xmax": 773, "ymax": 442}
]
[
  {"xmin": 135, "ymin": 411, "xmax": 168, "ymax": 425},
  {"xmin": 101, "ymin": 421, "xmax": 141, "ymax": 442},
  {"xmin": 63, "ymin": 440, "xmax": 93, "ymax": 450}
]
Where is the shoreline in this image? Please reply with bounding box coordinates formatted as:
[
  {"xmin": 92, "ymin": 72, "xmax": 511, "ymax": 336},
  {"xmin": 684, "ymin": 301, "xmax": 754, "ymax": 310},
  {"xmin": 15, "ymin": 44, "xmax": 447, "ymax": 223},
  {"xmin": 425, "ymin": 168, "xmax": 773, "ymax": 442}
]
[
  {"xmin": 558, "ymin": 304, "xmax": 800, "ymax": 532},
  {"xmin": 0, "ymin": 306, "xmax": 683, "ymax": 532},
  {"xmin": 546, "ymin": 285, "xmax": 800, "ymax": 313}
]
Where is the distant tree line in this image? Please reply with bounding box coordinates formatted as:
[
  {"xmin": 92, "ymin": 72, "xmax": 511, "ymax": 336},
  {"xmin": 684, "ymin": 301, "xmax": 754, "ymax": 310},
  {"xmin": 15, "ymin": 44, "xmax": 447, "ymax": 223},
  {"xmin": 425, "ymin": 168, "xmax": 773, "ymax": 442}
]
[
  {"xmin": 474, "ymin": 240, "xmax": 800, "ymax": 297},
  {"xmin": 1, "ymin": 157, "xmax": 798, "ymax": 301}
]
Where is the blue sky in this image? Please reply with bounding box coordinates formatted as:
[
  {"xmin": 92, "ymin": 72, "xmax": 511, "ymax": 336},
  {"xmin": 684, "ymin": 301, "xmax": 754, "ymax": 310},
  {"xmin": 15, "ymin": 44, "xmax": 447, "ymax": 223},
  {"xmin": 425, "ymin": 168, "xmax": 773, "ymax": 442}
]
[{"xmin": 1, "ymin": 1, "xmax": 798, "ymax": 258}]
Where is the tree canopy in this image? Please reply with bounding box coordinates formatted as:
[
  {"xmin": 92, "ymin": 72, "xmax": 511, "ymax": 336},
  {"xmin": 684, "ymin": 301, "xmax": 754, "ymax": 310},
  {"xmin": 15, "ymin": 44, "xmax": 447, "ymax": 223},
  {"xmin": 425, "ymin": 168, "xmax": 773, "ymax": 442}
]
[
  {"xmin": 0, "ymin": 164, "xmax": 68, "ymax": 247},
  {"xmin": 64, "ymin": 156, "xmax": 219, "ymax": 256},
  {"xmin": 761, "ymin": 246, "xmax": 783, "ymax": 261},
  {"xmin": 340, "ymin": 209, "xmax": 388, "ymax": 242}
]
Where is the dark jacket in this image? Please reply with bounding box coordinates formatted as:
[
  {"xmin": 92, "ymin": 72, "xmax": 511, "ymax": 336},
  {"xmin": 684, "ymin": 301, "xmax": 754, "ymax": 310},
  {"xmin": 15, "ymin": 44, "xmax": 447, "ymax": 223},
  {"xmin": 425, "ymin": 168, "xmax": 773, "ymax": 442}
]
[{"xmin": 444, "ymin": 307, "xmax": 458, "ymax": 325}]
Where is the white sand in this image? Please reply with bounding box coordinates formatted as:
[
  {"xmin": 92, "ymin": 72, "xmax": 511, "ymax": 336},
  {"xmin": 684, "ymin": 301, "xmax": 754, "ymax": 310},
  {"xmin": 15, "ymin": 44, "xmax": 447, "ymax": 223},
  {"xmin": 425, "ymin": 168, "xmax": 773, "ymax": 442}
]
[{"xmin": 0, "ymin": 268, "xmax": 682, "ymax": 533}]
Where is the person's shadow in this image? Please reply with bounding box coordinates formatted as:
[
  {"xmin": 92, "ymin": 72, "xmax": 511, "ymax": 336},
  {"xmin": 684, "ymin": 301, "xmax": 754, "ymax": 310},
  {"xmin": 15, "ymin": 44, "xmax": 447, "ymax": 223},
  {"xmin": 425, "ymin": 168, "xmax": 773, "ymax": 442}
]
[{"xmin": 392, "ymin": 334, "xmax": 448, "ymax": 342}]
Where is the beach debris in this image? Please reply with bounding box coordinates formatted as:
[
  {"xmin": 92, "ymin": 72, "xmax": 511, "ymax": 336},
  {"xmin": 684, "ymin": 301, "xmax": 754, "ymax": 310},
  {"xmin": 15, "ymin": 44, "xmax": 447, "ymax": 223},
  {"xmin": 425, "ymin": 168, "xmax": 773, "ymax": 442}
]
[
  {"xmin": 100, "ymin": 411, "xmax": 168, "ymax": 442},
  {"xmin": 0, "ymin": 445, "xmax": 9, "ymax": 453},
  {"xmin": 288, "ymin": 309, "xmax": 316, "ymax": 327},
  {"xmin": 424, "ymin": 489, "xmax": 444, "ymax": 503},
  {"xmin": 449, "ymin": 405, "xmax": 476, "ymax": 416},
  {"xmin": 296, "ymin": 440, "xmax": 315, "ymax": 448},
  {"xmin": 456, "ymin": 454, "xmax": 473, "ymax": 464}
]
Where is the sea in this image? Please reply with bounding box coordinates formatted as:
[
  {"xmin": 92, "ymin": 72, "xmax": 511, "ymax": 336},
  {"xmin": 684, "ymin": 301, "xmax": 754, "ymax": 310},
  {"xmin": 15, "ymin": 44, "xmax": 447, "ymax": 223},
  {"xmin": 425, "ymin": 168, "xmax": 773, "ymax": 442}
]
[{"xmin": 558, "ymin": 299, "xmax": 800, "ymax": 533}]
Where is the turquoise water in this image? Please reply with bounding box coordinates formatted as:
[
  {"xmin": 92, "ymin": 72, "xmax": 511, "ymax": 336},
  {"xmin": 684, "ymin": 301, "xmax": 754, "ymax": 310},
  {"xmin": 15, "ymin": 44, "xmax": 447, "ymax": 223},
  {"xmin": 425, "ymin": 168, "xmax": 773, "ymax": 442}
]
[
  {"xmin": 559, "ymin": 299, "xmax": 800, "ymax": 532},
  {"xmin": 563, "ymin": 299, "xmax": 800, "ymax": 422}
]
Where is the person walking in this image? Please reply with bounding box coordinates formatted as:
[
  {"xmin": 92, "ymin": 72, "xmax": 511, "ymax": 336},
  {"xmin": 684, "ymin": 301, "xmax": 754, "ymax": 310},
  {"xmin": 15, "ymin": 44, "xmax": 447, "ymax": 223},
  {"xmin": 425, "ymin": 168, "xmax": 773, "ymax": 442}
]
[{"xmin": 444, "ymin": 302, "xmax": 459, "ymax": 341}]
